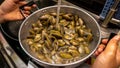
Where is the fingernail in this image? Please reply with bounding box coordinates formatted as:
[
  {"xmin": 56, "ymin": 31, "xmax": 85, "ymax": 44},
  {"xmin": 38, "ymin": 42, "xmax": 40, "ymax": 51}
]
[{"xmin": 98, "ymin": 48, "xmax": 102, "ymax": 52}]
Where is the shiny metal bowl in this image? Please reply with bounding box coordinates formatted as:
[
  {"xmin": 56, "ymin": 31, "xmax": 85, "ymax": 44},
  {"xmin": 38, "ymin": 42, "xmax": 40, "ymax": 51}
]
[{"xmin": 19, "ymin": 5, "xmax": 101, "ymax": 68}]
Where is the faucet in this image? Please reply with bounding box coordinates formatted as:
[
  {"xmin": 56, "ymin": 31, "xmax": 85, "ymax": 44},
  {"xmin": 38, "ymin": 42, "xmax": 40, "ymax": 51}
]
[{"xmin": 102, "ymin": 0, "xmax": 120, "ymax": 27}]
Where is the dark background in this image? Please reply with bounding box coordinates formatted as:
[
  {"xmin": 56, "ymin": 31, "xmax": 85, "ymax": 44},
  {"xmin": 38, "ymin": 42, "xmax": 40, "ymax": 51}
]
[{"xmin": 66, "ymin": 0, "xmax": 106, "ymax": 15}]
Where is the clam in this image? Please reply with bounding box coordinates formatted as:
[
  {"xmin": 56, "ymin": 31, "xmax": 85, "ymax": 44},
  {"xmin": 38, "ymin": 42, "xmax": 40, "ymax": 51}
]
[
  {"xmin": 32, "ymin": 23, "xmax": 38, "ymax": 28},
  {"xmin": 60, "ymin": 19, "xmax": 69, "ymax": 26},
  {"xmin": 34, "ymin": 34, "xmax": 41, "ymax": 42},
  {"xmin": 59, "ymin": 52, "xmax": 73, "ymax": 59},
  {"xmin": 58, "ymin": 39, "xmax": 65, "ymax": 47},
  {"xmin": 78, "ymin": 18, "xmax": 84, "ymax": 26},
  {"xmin": 36, "ymin": 20, "xmax": 42, "ymax": 27},
  {"xmin": 52, "ymin": 40, "xmax": 59, "ymax": 51},
  {"xmin": 76, "ymin": 37, "xmax": 85, "ymax": 42},
  {"xmin": 64, "ymin": 34, "xmax": 72, "ymax": 40},
  {"xmin": 39, "ymin": 14, "xmax": 50, "ymax": 20},
  {"xmin": 45, "ymin": 40, "xmax": 53, "ymax": 51},
  {"xmin": 29, "ymin": 29, "xmax": 36, "ymax": 35},
  {"xmin": 37, "ymin": 54, "xmax": 45, "ymax": 60},
  {"xmin": 50, "ymin": 12, "xmax": 57, "ymax": 16},
  {"xmin": 70, "ymin": 39, "xmax": 79, "ymax": 46},
  {"xmin": 63, "ymin": 39, "xmax": 70, "ymax": 45},
  {"xmin": 50, "ymin": 30, "xmax": 62, "ymax": 38},
  {"xmin": 26, "ymin": 12, "xmax": 93, "ymax": 64},
  {"xmin": 68, "ymin": 49, "xmax": 80, "ymax": 57},
  {"xmin": 53, "ymin": 54, "xmax": 63, "ymax": 64},
  {"xmin": 69, "ymin": 46, "xmax": 77, "ymax": 50},
  {"xmin": 26, "ymin": 39, "xmax": 34, "ymax": 45},
  {"xmin": 84, "ymin": 46, "xmax": 90, "ymax": 54},
  {"xmin": 62, "ymin": 13, "xmax": 73, "ymax": 20},
  {"xmin": 49, "ymin": 16, "xmax": 56, "ymax": 25},
  {"xmin": 78, "ymin": 45, "xmax": 85, "ymax": 54}
]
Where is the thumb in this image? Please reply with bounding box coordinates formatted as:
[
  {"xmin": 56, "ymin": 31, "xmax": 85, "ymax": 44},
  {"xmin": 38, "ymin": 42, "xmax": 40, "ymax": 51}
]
[{"xmin": 104, "ymin": 35, "xmax": 120, "ymax": 54}]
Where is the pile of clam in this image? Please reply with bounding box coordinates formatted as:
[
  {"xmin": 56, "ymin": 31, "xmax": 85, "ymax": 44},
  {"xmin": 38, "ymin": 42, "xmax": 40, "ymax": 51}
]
[{"xmin": 26, "ymin": 12, "xmax": 93, "ymax": 64}]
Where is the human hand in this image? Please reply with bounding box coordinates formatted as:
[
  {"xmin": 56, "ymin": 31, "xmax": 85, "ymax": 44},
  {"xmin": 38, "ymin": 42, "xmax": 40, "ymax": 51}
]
[
  {"xmin": 93, "ymin": 39, "xmax": 106, "ymax": 56},
  {"xmin": 92, "ymin": 35, "xmax": 120, "ymax": 68},
  {"xmin": 0, "ymin": 0, "xmax": 36, "ymax": 22}
]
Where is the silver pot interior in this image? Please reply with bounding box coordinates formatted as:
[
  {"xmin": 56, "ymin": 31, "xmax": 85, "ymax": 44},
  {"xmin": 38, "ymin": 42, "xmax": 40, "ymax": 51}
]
[{"xmin": 19, "ymin": 5, "xmax": 101, "ymax": 67}]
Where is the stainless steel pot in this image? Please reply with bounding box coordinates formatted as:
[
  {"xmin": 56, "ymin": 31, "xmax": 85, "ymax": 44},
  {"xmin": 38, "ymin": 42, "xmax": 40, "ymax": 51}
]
[{"xmin": 19, "ymin": 5, "xmax": 101, "ymax": 68}]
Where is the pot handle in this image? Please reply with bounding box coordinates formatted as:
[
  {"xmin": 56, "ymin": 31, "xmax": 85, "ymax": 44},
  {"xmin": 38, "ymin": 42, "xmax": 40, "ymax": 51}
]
[
  {"xmin": 102, "ymin": 33, "xmax": 116, "ymax": 51},
  {"xmin": 19, "ymin": 0, "xmax": 39, "ymax": 18},
  {"xmin": 103, "ymin": 31, "xmax": 120, "ymax": 50},
  {"xmin": 106, "ymin": 33, "xmax": 117, "ymax": 44}
]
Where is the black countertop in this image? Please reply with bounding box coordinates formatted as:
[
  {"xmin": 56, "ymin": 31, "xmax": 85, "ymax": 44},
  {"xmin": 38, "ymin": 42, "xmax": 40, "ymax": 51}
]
[{"xmin": 0, "ymin": 52, "xmax": 10, "ymax": 68}]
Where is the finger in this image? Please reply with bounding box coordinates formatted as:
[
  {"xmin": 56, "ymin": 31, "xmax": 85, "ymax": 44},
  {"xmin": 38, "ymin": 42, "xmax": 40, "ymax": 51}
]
[
  {"xmin": 93, "ymin": 51, "xmax": 99, "ymax": 56},
  {"xmin": 98, "ymin": 44, "xmax": 105, "ymax": 53},
  {"xmin": 21, "ymin": 10, "xmax": 30, "ymax": 16},
  {"xmin": 104, "ymin": 35, "xmax": 120, "ymax": 54},
  {"xmin": 32, "ymin": 4, "xmax": 37, "ymax": 8},
  {"xmin": 102, "ymin": 39, "xmax": 108, "ymax": 44},
  {"xmin": 93, "ymin": 44, "xmax": 105, "ymax": 56},
  {"xmin": 23, "ymin": 11, "xmax": 31, "ymax": 15},
  {"xmin": 23, "ymin": 4, "xmax": 37, "ymax": 10},
  {"xmin": 23, "ymin": 14, "xmax": 29, "ymax": 17},
  {"xmin": 24, "ymin": 6, "xmax": 32, "ymax": 11}
]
